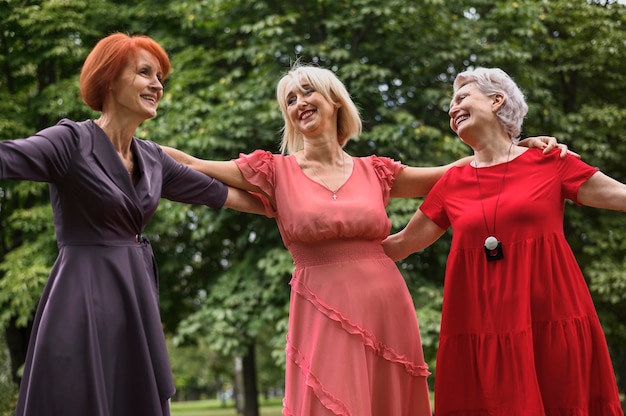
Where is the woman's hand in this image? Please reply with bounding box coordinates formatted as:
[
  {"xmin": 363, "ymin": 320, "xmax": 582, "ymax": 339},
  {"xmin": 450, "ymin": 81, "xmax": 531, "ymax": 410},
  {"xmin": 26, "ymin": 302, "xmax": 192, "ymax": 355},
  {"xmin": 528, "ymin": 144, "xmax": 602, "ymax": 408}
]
[
  {"xmin": 382, "ymin": 210, "xmax": 446, "ymax": 261},
  {"xmin": 518, "ymin": 136, "xmax": 581, "ymax": 159}
]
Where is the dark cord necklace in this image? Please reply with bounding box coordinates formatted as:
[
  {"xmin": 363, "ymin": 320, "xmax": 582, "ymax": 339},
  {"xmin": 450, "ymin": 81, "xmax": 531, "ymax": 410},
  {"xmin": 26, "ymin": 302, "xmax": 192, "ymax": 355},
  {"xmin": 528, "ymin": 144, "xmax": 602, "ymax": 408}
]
[{"xmin": 474, "ymin": 143, "xmax": 513, "ymax": 261}]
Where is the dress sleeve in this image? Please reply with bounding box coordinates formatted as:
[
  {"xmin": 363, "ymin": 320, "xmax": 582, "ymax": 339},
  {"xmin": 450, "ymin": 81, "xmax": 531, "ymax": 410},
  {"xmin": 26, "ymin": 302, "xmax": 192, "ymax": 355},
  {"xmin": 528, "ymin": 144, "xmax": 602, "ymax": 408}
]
[
  {"xmin": 234, "ymin": 150, "xmax": 277, "ymax": 218},
  {"xmin": 369, "ymin": 155, "xmax": 406, "ymax": 206},
  {"xmin": 158, "ymin": 143, "xmax": 228, "ymax": 209},
  {"xmin": 419, "ymin": 172, "xmax": 451, "ymax": 230},
  {"xmin": 558, "ymin": 153, "xmax": 598, "ymax": 204},
  {"xmin": 0, "ymin": 120, "xmax": 77, "ymax": 182}
]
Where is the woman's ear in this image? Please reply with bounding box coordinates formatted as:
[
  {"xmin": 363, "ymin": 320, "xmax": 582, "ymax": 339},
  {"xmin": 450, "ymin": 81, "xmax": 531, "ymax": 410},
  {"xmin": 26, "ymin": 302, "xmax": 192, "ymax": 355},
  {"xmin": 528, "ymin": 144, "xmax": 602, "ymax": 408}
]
[{"xmin": 492, "ymin": 93, "xmax": 505, "ymax": 112}]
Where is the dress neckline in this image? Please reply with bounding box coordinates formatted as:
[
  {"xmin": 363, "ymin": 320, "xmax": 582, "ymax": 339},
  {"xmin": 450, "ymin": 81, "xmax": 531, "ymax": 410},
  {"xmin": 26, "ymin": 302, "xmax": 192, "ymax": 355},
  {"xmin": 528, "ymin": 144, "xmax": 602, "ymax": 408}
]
[
  {"xmin": 470, "ymin": 147, "xmax": 529, "ymax": 170},
  {"xmin": 289, "ymin": 154, "xmax": 356, "ymax": 198}
]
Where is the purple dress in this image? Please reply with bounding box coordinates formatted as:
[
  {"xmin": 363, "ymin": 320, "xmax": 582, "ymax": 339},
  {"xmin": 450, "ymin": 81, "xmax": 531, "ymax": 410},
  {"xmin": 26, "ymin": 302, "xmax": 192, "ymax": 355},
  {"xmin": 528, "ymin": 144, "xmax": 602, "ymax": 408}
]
[{"xmin": 0, "ymin": 119, "xmax": 227, "ymax": 416}]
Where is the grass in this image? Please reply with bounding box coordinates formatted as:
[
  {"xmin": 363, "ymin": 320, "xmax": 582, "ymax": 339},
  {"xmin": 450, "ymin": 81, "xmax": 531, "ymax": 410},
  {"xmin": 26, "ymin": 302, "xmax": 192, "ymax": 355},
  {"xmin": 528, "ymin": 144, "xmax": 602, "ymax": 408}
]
[
  {"xmin": 170, "ymin": 399, "xmax": 283, "ymax": 416},
  {"xmin": 171, "ymin": 395, "xmax": 626, "ymax": 415}
]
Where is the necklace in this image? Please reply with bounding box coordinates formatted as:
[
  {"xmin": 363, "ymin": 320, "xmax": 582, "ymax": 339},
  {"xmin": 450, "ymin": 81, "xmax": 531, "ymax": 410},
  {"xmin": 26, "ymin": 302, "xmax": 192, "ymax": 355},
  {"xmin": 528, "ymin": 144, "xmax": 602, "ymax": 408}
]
[
  {"xmin": 474, "ymin": 142, "xmax": 513, "ymax": 262},
  {"xmin": 303, "ymin": 151, "xmax": 346, "ymax": 200}
]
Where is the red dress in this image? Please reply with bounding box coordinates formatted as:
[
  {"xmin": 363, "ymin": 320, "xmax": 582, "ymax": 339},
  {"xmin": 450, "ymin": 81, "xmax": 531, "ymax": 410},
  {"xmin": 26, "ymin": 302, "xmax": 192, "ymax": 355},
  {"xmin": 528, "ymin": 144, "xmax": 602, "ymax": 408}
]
[
  {"xmin": 236, "ymin": 150, "xmax": 432, "ymax": 416},
  {"xmin": 420, "ymin": 148, "xmax": 623, "ymax": 416}
]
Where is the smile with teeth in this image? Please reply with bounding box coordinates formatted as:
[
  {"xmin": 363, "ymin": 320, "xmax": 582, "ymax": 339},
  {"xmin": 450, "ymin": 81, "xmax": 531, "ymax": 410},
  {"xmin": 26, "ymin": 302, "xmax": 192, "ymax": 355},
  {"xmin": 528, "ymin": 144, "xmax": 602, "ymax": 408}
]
[
  {"xmin": 456, "ymin": 114, "xmax": 469, "ymax": 126},
  {"xmin": 141, "ymin": 95, "xmax": 157, "ymax": 103},
  {"xmin": 300, "ymin": 110, "xmax": 315, "ymax": 120}
]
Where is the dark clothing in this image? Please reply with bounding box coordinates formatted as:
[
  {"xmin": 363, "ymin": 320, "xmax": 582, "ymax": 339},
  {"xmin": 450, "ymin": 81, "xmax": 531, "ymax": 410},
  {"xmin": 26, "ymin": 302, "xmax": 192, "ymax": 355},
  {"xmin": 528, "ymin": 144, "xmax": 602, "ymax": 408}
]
[{"xmin": 0, "ymin": 119, "xmax": 227, "ymax": 416}]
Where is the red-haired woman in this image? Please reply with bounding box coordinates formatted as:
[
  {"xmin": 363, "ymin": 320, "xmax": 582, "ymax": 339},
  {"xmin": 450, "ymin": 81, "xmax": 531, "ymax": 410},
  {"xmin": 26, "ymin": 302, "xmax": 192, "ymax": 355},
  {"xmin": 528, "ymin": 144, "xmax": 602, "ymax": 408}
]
[{"xmin": 0, "ymin": 33, "xmax": 262, "ymax": 416}]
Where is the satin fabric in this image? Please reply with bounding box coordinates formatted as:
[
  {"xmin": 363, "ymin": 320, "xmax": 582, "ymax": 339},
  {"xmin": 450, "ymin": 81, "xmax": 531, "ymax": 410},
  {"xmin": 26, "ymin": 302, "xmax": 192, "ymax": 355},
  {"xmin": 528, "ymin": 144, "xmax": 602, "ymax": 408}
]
[{"xmin": 1, "ymin": 119, "xmax": 227, "ymax": 416}]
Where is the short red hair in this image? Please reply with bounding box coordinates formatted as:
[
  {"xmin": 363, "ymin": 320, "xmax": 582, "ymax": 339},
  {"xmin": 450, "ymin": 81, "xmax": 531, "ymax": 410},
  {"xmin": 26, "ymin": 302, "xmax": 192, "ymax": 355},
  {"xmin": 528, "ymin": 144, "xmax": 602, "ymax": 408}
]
[{"xmin": 79, "ymin": 33, "xmax": 171, "ymax": 112}]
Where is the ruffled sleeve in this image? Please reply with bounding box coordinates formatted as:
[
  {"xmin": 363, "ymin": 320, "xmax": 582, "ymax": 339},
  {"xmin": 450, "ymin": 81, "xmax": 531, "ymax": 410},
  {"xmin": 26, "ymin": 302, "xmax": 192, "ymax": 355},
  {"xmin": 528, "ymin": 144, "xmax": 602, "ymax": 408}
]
[
  {"xmin": 234, "ymin": 150, "xmax": 277, "ymax": 218},
  {"xmin": 369, "ymin": 155, "xmax": 406, "ymax": 206}
]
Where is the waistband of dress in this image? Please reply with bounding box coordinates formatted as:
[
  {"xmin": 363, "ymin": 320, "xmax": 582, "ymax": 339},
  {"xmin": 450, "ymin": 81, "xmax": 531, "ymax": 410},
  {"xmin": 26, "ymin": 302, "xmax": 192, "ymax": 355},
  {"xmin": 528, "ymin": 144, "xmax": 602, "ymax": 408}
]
[
  {"xmin": 59, "ymin": 234, "xmax": 151, "ymax": 247},
  {"xmin": 288, "ymin": 239, "xmax": 387, "ymax": 267}
]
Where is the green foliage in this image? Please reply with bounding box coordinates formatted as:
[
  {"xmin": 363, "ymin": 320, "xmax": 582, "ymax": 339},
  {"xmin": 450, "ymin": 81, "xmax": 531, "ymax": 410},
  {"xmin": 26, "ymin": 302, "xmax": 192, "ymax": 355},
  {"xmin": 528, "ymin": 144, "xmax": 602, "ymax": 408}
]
[
  {"xmin": 172, "ymin": 246, "xmax": 291, "ymax": 359},
  {"xmin": 0, "ymin": 330, "xmax": 17, "ymax": 416},
  {"xmin": 0, "ymin": 187, "xmax": 56, "ymax": 328},
  {"xmin": 0, "ymin": 245, "xmax": 51, "ymax": 327},
  {"xmin": 167, "ymin": 337, "xmax": 231, "ymax": 401}
]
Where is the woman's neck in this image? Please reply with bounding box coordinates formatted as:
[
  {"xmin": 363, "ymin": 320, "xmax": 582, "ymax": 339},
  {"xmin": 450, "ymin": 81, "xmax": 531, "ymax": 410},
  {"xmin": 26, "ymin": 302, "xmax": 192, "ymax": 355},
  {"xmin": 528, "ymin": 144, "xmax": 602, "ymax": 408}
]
[
  {"xmin": 94, "ymin": 116, "xmax": 138, "ymax": 156},
  {"xmin": 472, "ymin": 140, "xmax": 518, "ymax": 167}
]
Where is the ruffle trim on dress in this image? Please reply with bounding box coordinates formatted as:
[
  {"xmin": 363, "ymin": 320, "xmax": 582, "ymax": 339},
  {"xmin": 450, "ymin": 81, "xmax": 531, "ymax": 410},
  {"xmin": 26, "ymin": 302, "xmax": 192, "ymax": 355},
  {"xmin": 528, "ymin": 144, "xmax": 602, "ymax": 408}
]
[
  {"xmin": 291, "ymin": 276, "xmax": 431, "ymax": 378},
  {"xmin": 237, "ymin": 150, "xmax": 275, "ymax": 188},
  {"xmin": 369, "ymin": 155, "xmax": 404, "ymax": 206},
  {"xmin": 235, "ymin": 150, "xmax": 277, "ymax": 217},
  {"xmin": 284, "ymin": 339, "xmax": 352, "ymax": 416}
]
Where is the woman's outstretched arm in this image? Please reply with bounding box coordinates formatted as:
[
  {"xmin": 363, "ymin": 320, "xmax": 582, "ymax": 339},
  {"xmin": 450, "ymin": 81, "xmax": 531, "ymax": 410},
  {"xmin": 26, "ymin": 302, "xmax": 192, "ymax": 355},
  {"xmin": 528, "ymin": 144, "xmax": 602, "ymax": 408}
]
[
  {"xmin": 390, "ymin": 136, "xmax": 574, "ymax": 199},
  {"xmin": 162, "ymin": 145, "xmax": 260, "ymax": 193}
]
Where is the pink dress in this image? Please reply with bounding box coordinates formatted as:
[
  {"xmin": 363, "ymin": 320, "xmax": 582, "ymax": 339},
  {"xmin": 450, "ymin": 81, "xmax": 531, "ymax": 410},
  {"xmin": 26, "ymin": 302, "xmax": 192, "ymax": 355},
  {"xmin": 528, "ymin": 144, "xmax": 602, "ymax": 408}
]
[
  {"xmin": 235, "ymin": 150, "xmax": 432, "ymax": 416},
  {"xmin": 420, "ymin": 149, "xmax": 623, "ymax": 416}
]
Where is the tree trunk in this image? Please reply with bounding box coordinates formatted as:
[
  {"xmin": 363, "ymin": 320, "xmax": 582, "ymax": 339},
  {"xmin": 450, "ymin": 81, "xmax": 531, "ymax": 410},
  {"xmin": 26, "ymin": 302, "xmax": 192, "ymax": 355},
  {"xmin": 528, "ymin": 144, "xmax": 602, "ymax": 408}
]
[
  {"xmin": 233, "ymin": 356, "xmax": 244, "ymax": 414},
  {"xmin": 616, "ymin": 348, "xmax": 626, "ymax": 401},
  {"xmin": 242, "ymin": 342, "xmax": 259, "ymax": 416},
  {"xmin": 5, "ymin": 318, "xmax": 30, "ymax": 386}
]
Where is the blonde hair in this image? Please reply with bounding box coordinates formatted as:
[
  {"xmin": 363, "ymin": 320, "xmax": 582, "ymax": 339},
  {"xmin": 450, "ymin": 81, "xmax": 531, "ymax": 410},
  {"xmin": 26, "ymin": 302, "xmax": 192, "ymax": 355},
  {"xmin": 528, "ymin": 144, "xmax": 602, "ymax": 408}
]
[{"xmin": 276, "ymin": 64, "xmax": 362, "ymax": 155}]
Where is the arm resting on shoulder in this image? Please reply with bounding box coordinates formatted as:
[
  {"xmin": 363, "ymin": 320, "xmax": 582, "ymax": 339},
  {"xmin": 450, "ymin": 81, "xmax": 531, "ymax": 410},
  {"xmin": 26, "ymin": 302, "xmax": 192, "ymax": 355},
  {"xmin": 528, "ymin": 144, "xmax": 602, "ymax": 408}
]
[
  {"xmin": 391, "ymin": 156, "xmax": 474, "ymax": 198},
  {"xmin": 392, "ymin": 137, "xmax": 578, "ymax": 199},
  {"xmin": 518, "ymin": 136, "xmax": 580, "ymax": 159},
  {"xmin": 382, "ymin": 209, "xmax": 447, "ymax": 261}
]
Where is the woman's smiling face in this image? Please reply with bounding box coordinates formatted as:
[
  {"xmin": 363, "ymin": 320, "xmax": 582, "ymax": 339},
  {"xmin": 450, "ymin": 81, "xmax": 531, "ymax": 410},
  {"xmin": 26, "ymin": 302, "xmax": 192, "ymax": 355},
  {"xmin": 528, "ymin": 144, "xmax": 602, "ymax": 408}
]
[
  {"xmin": 448, "ymin": 82, "xmax": 500, "ymax": 139},
  {"xmin": 284, "ymin": 76, "xmax": 339, "ymax": 138},
  {"xmin": 107, "ymin": 49, "xmax": 164, "ymax": 121}
]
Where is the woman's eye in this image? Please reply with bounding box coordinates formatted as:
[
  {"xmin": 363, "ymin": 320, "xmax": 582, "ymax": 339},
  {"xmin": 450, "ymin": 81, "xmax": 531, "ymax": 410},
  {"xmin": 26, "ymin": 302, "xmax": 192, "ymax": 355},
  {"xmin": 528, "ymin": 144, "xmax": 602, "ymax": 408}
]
[
  {"xmin": 304, "ymin": 89, "xmax": 314, "ymax": 96},
  {"xmin": 287, "ymin": 97, "xmax": 296, "ymax": 105}
]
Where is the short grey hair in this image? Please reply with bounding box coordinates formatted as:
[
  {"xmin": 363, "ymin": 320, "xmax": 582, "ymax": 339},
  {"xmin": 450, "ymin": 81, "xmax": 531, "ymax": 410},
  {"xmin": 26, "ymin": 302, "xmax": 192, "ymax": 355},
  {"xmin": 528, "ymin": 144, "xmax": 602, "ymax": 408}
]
[{"xmin": 453, "ymin": 67, "xmax": 528, "ymax": 140}]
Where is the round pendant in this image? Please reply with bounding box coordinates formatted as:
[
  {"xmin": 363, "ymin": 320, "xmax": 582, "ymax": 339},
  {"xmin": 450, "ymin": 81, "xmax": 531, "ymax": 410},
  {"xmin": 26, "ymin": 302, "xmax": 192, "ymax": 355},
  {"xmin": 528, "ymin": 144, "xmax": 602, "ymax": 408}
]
[{"xmin": 484, "ymin": 236, "xmax": 499, "ymax": 250}]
